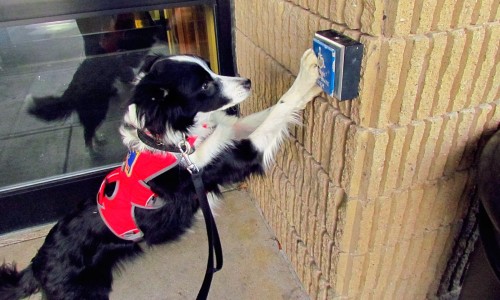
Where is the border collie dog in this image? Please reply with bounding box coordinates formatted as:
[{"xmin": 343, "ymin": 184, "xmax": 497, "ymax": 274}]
[{"xmin": 0, "ymin": 50, "xmax": 321, "ymax": 300}]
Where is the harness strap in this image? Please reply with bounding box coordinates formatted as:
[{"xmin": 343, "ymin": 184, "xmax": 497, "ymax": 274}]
[{"xmin": 191, "ymin": 171, "xmax": 223, "ymax": 300}]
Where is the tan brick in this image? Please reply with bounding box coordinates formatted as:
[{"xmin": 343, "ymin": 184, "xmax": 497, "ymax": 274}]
[
  {"xmin": 386, "ymin": 191, "xmax": 409, "ymax": 246},
  {"xmin": 286, "ymin": 181, "xmax": 296, "ymax": 226},
  {"xmin": 444, "ymin": 109, "xmax": 476, "ymax": 175},
  {"xmin": 316, "ymin": 0, "xmax": 331, "ymax": 21},
  {"xmin": 304, "ymin": 99, "xmax": 315, "ymax": 154},
  {"xmin": 394, "ymin": 278, "xmax": 411, "ymax": 299},
  {"xmin": 329, "ymin": 0, "xmax": 346, "ymax": 24},
  {"xmin": 417, "ymin": 32, "xmax": 448, "ymax": 119},
  {"xmin": 371, "ymin": 197, "xmax": 391, "ymax": 248},
  {"xmin": 363, "ymin": 130, "xmax": 389, "ymax": 200},
  {"xmin": 381, "ymin": 126, "xmax": 407, "ymax": 194},
  {"xmin": 320, "ymin": 104, "xmax": 339, "ymax": 172},
  {"xmin": 476, "ymin": 0, "xmax": 496, "ymax": 24},
  {"xmin": 326, "ymin": 185, "xmax": 344, "ymax": 237},
  {"xmin": 412, "ymin": 0, "xmax": 437, "ymax": 34},
  {"xmin": 320, "ymin": 233, "xmax": 335, "ymax": 281},
  {"xmin": 338, "ymin": 94, "xmax": 352, "ymax": 118},
  {"xmin": 425, "ymin": 227, "xmax": 453, "ymax": 281},
  {"xmin": 375, "ymin": 38, "xmax": 406, "ymax": 127},
  {"xmin": 428, "ymin": 178, "xmax": 455, "ymax": 230},
  {"xmin": 452, "ymin": 26, "xmax": 485, "ymax": 111},
  {"xmin": 392, "ymin": 0, "xmax": 415, "ymax": 37},
  {"xmin": 295, "ymin": 143, "xmax": 306, "ymax": 197},
  {"xmin": 459, "ymin": 104, "xmax": 494, "ymax": 170},
  {"xmin": 413, "ymin": 119, "xmax": 440, "ymax": 183},
  {"xmin": 414, "ymin": 231, "xmax": 439, "ymax": 280},
  {"xmin": 429, "ymin": 113, "xmax": 459, "ymax": 180},
  {"xmin": 318, "ymin": 277, "xmax": 332, "ymax": 300},
  {"xmin": 310, "ymin": 264, "xmax": 323, "ymax": 299},
  {"xmin": 399, "ymin": 35, "xmax": 431, "ymax": 125},
  {"xmin": 356, "ymin": 201, "xmax": 376, "ymax": 253},
  {"xmin": 485, "ymin": 54, "xmax": 500, "ymax": 105},
  {"xmin": 384, "ymin": 281, "xmax": 398, "ymax": 299},
  {"xmin": 316, "ymin": 170, "xmax": 330, "ymax": 225},
  {"xmin": 416, "ymin": 184, "xmax": 439, "ymax": 233},
  {"xmin": 376, "ymin": 245, "xmax": 397, "ymax": 293},
  {"xmin": 329, "ymin": 114, "xmax": 352, "ymax": 186},
  {"xmin": 401, "ymin": 188, "xmax": 424, "ymax": 239},
  {"xmin": 434, "ymin": 0, "xmax": 456, "ymax": 31},
  {"xmin": 356, "ymin": 36, "xmax": 382, "ymax": 127},
  {"xmin": 312, "ymin": 99, "xmax": 328, "ymax": 164},
  {"xmin": 281, "ymin": 2, "xmax": 292, "ymax": 71},
  {"xmin": 341, "ymin": 126, "xmax": 369, "ymax": 197},
  {"xmin": 335, "ymin": 253, "xmax": 352, "ymax": 295},
  {"xmin": 344, "ymin": 0, "xmax": 363, "ymax": 30},
  {"xmin": 308, "ymin": 163, "xmax": 322, "ymax": 215},
  {"xmin": 363, "ymin": 249, "xmax": 382, "ymax": 290},
  {"xmin": 433, "ymin": 30, "xmax": 467, "ymax": 116},
  {"xmin": 304, "ymin": 258, "xmax": 314, "ymax": 295},
  {"xmin": 457, "ymin": 0, "xmax": 478, "ymax": 26},
  {"xmin": 348, "ymin": 254, "xmax": 366, "ymax": 294},
  {"xmin": 299, "ymin": 193, "xmax": 310, "ymax": 241},
  {"xmin": 313, "ymin": 227, "xmax": 327, "ymax": 274},
  {"xmin": 401, "ymin": 236, "xmax": 423, "ymax": 280},
  {"xmin": 442, "ymin": 172, "xmax": 468, "ymax": 225},
  {"xmin": 360, "ymin": 0, "xmax": 385, "ymax": 36},
  {"xmin": 470, "ymin": 25, "xmax": 500, "ymax": 107},
  {"xmin": 399, "ymin": 121, "xmax": 425, "ymax": 189},
  {"xmin": 297, "ymin": 241, "xmax": 308, "ymax": 281},
  {"xmin": 338, "ymin": 200, "xmax": 362, "ymax": 253},
  {"xmin": 388, "ymin": 239, "xmax": 411, "ymax": 289}
]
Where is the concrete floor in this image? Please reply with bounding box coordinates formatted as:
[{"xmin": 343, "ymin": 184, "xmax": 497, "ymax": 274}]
[{"xmin": 0, "ymin": 189, "xmax": 309, "ymax": 300}]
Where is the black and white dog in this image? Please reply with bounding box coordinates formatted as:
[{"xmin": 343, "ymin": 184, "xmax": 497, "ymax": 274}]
[{"xmin": 0, "ymin": 50, "xmax": 321, "ymax": 300}]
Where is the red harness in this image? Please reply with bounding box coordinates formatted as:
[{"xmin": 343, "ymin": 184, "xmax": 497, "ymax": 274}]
[{"xmin": 97, "ymin": 150, "xmax": 179, "ymax": 241}]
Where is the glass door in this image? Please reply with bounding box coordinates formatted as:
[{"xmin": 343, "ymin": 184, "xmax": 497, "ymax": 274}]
[{"xmin": 0, "ymin": 0, "xmax": 234, "ymax": 233}]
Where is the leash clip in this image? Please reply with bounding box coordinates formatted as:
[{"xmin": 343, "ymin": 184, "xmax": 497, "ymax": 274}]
[{"xmin": 178, "ymin": 139, "xmax": 199, "ymax": 174}]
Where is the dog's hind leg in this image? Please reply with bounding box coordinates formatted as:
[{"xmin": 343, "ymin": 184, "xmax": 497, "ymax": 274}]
[{"xmin": 248, "ymin": 49, "xmax": 321, "ymax": 169}]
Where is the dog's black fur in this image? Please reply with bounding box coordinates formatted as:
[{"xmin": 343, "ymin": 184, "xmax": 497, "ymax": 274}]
[
  {"xmin": 27, "ymin": 26, "xmax": 161, "ymax": 153},
  {"xmin": 1, "ymin": 50, "xmax": 320, "ymax": 299}
]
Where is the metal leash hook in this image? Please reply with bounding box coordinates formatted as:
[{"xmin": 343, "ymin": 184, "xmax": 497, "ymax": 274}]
[{"xmin": 178, "ymin": 138, "xmax": 199, "ymax": 174}]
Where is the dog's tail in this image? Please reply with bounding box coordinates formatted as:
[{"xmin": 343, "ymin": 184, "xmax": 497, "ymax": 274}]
[
  {"xmin": 0, "ymin": 263, "xmax": 40, "ymax": 300},
  {"xmin": 26, "ymin": 94, "xmax": 74, "ymax": 121}
]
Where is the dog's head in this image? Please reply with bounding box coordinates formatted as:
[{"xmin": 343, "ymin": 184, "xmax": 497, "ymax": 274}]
[{"xmin": 130, "ymin": 55, "xmax": 251, "ymax": 135}]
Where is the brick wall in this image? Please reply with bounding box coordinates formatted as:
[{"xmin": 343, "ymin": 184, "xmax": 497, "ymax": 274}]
[{"xmin": 234, "ymin": 0, "xmax": 500, "ymax": 298}]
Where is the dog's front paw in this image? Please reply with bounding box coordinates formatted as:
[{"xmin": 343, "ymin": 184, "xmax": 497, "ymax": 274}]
[{"xmin": 296, "ymin": 49, "xmax": 320, "ymax": 89}]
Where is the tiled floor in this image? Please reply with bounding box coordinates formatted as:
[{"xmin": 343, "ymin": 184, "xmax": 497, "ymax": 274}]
[{"xmin": 0, "ymin": 189, "xmax": 309, "ymax": 300}]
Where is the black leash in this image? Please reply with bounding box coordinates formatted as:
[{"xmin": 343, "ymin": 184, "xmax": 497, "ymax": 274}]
[
  {"xmin": 191, "ymin": 171, "xmax": 223, "ymax": 300},
  {"xmin": 177, "ymin": 138, "xmax": 223, "ymax": 300}
]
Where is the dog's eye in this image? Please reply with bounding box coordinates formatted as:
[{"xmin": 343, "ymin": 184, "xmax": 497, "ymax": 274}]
[{"xmin": 201, "ymin": 82, "xmax": 210, "ymax": 90}]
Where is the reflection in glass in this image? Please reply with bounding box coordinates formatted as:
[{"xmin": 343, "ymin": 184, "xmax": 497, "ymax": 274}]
[{"xmin": 0, "ymin": 6, "xmax": 217, "ymax": 188}]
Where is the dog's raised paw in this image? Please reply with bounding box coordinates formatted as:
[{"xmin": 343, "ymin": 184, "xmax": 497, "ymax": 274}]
[{"xmin": 296, "ymin": 49, "xmax": 320, "ymax": 88}]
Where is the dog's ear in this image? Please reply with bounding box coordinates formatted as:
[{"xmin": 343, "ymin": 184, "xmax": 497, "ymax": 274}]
[
  {"xmin": 140, "ymin": 55, "xmax": 162, "ymax": 73},
  {"xmin": 132, "ymin": 55, "xmax": 162, "ymax": 86}
]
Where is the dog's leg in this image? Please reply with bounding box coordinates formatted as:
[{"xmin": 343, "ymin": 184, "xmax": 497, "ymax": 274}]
[
  {"xmin": 189, "ymin": 124, "xmax": 235, "ymax": 168},
  {"xmin": 248, "ymin": 49, "xmax": 321, "ymax": 168},
  {"xmin": 191, "ymin": 50, "xmax": 320, "ymax": 169}
]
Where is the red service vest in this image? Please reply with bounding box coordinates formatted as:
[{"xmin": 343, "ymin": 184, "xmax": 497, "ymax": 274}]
[{"xmin": 97, "ymin": 150, "xmax": 180, "ymax": 241}]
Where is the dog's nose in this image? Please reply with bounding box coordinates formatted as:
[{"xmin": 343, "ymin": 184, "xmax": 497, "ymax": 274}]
[{"xmin": 243, "ymin": 79, "xmax": 251, "ymax": 89}]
